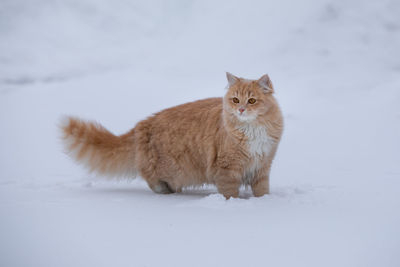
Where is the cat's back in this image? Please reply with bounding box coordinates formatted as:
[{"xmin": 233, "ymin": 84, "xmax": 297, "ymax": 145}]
[
  {"xmin": 150, "ymin": 97, "xmax": 223, "ymax": 130},
  {"xmin": 133, "ymin": 97, "xmax": 224, "ymax": 153},
  {"xmin": 158, "ymin": 97, "xmax": 221, "ymax": 117}
]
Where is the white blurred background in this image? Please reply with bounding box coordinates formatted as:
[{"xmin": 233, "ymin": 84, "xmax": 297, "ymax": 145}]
[
  {"xmin": 2, "ymin": 0, "xmax": 399, "ymax": 84},
  {"xmin": 0, "ymin": 1, "xmax": 399, "ymax": 267}
]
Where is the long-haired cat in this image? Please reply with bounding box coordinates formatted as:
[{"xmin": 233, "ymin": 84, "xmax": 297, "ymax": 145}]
[{"xmin": 61, "ymin": 73, "xmax": 283, "ymax": 198}]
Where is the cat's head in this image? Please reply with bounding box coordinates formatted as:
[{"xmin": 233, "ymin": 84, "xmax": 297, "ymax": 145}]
[{"xmin": 223, "ymin": 72, "xmax": 276, "ymax": 122}]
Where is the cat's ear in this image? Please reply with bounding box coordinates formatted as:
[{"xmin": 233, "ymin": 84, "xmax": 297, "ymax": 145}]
[
  {"xmin": 258, "ymin": 74, "xmax": 274, "ymax": 93},
  {"xmin": 226, "ymin": 72, "xmax": 239, "ymax": 87}
]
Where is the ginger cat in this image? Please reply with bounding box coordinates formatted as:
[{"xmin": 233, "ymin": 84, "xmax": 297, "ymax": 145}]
[{"xmin": 61, "ymin": 73, "xmax": 283, "ymax": 198}]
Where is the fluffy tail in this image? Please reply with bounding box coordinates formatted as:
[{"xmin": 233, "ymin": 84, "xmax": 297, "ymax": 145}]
[{"xmin": 60, "ymin": 117, "xmax": 137, "ymax": 177}]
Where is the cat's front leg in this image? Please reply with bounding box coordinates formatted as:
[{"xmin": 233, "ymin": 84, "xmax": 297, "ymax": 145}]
[
  {"xmin": 216, "ymin": 177, "xmax": 241, "ymax": 199},
  {"xmin": 251, "ymin": 174, "xmax": 270, "ymax": 197},
  {"xmin": 252, "ymin": 149, "xmax": 277, "ymax": 197},
  {"xmin": 214, "ymin": 168, "xmax": 242, "ymax": 199},
  {"xmin": 214, "ymin": 155, "xmax": 243, "ymax": 199}
]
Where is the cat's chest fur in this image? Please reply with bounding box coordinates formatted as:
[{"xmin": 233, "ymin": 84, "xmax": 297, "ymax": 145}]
[
  {"xmin": 237, "ymin": 124, "xmax": 274, "ymax": 184},
  {"xmin": 238, "ymin": 124, "xmax": 274, "ymax": 157}
]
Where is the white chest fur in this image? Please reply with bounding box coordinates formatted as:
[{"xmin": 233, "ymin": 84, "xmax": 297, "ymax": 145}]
[
  {"xmin": 238, "ymin": 124, "xmax": 274, "ymax": 157},
  {"xmin": 238, "ymin": 124, "xmax": 275, "ymax": 185}
]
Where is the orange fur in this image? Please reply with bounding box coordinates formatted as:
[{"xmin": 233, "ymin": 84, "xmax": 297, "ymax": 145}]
[{"xmin": 60, "ymin": 73, "xmax": 283, "ymax": 198}]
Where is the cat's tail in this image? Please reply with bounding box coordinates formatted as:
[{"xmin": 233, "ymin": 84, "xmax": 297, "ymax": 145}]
[{"xmin": 60, "ymin": 117, "xmax": 137, "ymax": 178}]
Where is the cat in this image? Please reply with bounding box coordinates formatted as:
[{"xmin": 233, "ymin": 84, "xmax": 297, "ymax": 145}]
[{"xmin": 60, "ymin": 73, "xmax": 283, "ymax": 199}]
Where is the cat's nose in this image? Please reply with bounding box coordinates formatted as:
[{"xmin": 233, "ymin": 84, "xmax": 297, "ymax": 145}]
[{"xmin": 239, "ymin": 108, "xmax": 245, "ymax": 114}]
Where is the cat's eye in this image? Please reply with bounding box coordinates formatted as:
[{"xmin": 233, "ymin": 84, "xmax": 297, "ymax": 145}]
[
  {"xmin": 248, "ymin": 98, "xmax": 256, "ymax": 104},
  {"xmin": 232, "ymin": 97, "xmax": 239, "ymax": 104}
]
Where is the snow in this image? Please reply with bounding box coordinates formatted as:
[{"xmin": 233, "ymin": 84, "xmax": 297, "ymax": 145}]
[{"xmin": 1, "ymin": 0, "xmax": 400, "ymax": 266}]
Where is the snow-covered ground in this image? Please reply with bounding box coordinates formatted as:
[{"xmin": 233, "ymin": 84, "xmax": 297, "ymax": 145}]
[{"xmin": 1, "ymin": 1, "xmax": 399, "ymax": 266}]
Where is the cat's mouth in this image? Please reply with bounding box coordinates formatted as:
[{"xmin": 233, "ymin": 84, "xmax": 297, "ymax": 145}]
[{"xmin": 235, "ymin": 112, "xmax": 257, "ymax": 122}]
